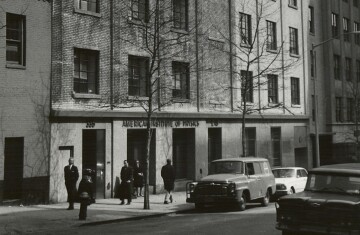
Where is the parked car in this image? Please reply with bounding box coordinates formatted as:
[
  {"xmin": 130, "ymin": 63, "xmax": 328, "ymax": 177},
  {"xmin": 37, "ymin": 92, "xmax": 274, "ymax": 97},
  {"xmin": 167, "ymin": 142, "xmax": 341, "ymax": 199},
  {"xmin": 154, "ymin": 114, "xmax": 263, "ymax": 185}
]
[
  {"xmin": 272, "ymin": 167, "xmax": 308, "ymax": 199},
  {"xmin": 186, "ymin": 157, "xmax": 276, "ymax": 211},
  {"xmin": 276, "ymin": 163, "xmax": 360, "ymax": 235}
]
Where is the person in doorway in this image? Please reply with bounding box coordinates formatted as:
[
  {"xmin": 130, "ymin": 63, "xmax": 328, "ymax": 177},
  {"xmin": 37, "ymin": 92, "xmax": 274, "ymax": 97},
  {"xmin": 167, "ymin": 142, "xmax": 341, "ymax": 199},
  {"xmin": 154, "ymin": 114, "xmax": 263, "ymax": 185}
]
[
  {"xmin": 120, "ymin": 160, "xmax": 133, "ymax": 205},
  {"xmin": 161, "ymin": 159, "xmax": 175, "ymax": 204},
  {"xmin": 133, "ymin": 160, "xmax": 144, "ymax": 197},
  {"xmin": 78, "ymin": 169, "xmax": 94, "ymax": 220},
  {"xmin": 64, "ymin": 157, "xmax": 79, "ymax": 210}
]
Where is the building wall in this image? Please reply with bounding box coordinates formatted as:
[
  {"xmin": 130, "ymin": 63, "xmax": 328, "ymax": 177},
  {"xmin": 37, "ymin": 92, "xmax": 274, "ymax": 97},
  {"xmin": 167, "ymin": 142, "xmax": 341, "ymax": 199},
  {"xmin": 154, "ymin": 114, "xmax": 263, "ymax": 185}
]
[
  {"xmin": 0, "ymin": 0, "xmax": 51, "ymax": 203},
  {"xmin": 48, "ymin": 0, "xmax": 310, "ymax": 202}
]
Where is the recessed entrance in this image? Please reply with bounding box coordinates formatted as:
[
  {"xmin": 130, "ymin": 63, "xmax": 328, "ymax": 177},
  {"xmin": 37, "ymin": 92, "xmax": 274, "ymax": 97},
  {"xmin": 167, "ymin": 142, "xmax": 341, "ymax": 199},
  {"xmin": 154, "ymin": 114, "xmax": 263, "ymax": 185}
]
[
  {"xmin": 4, "ymin": 137, "xmax": 24, "ymax": 200},
  {"xmin": 173, "ymin": 128, "xmax": 195, "ymax": 180},
  {"xmin": 82, "ymin": 129, "xmax": 105, "ymax": 199}
]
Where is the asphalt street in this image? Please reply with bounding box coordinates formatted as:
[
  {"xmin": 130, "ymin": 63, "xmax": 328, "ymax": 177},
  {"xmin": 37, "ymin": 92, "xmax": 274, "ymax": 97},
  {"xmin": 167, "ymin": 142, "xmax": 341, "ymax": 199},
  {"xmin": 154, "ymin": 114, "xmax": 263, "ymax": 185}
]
[{"xmin": 35, "ymin": 202, "xmax": 281, "ymax": 235}]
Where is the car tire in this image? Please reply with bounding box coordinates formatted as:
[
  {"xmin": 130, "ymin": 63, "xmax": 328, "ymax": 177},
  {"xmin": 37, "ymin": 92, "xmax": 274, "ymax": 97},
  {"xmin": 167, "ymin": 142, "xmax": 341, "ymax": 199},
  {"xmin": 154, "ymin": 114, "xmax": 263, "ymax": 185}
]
[
  {"xmin": 261, "ymin": 190, "xmax": 270, "ymax": 207},
  {"xmin": 195, "ymin": 203, "xmax": 205, "ymax": 210},
  {"xmin": 238, "ymin": 194, "xmax": 247, "ymax": 211}
]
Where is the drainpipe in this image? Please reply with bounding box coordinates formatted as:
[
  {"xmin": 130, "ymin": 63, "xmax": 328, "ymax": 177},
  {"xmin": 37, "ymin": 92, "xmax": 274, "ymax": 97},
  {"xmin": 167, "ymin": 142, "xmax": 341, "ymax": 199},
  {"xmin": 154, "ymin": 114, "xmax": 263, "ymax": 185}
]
[
  {"xmin": 228, "ymin": 0, "xmax": 234, "ymax": 112},
  {"xmin": 195, "ymin": 0, "xmax": 200, "ymax": 112},
  {"xmin": 110, "ymin": 0, "xmax": 114, "ymax": 197}
]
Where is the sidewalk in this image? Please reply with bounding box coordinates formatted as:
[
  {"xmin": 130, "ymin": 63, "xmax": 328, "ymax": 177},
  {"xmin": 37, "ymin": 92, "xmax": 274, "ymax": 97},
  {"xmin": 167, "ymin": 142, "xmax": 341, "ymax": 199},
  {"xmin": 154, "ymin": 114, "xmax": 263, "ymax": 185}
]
[{"xmin": 0, "ymin": 191, "xmax": 193, "ymax": 234}]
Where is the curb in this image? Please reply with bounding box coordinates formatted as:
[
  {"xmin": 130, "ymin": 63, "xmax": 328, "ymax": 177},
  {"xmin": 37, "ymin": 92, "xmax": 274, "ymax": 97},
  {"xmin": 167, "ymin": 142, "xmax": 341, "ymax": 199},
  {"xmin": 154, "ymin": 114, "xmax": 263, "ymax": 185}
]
[{"xmin": 80, "ymin": 208, "xmax": 194, "ymax": 227}]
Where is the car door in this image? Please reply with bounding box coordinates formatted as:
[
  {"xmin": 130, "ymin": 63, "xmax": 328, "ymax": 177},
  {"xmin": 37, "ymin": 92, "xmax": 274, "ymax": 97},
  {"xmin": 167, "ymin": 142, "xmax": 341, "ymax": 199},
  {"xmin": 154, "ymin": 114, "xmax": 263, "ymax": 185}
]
[
  {"xmin": 298, "ymin": 169, "xmax": 308, "ymax": 191},
  {"xmin": 246, "ymin": 162, "xmax": 262, "ymax": 199}
]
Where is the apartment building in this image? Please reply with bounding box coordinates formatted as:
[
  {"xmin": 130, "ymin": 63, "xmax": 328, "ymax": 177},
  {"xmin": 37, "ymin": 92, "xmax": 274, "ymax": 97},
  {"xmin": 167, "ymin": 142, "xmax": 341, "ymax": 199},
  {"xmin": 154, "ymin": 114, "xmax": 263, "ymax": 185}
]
[
  {"xmin": 48, "ymin": 0, "xmax": 310, "ymax": 203},
  {"xmin": 0, "ymin": 0, "xmax": 51, "ymax": 204},
  {"xmin": 309, "ymin": 0, "xmax": 360, "ymax": 165}
]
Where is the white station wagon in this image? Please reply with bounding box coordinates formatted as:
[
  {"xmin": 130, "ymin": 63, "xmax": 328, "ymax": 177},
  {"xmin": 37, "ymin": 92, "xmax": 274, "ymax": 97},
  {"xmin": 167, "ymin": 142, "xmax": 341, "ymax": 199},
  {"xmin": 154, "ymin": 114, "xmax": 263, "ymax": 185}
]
[{"xmin": 272, "ymin": 167, "xmax": 308, "ymax": 199}]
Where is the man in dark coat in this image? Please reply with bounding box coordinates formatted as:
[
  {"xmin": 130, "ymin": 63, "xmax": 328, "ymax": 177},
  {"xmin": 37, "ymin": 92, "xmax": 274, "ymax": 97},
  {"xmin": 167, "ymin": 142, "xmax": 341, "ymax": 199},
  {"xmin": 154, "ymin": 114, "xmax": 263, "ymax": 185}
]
[
  {"xmin": 64, "ymin": 157, "xmax": 79, "ymax": 210},
  {"xmin": 161, "ymin": 159, "xmax": 175, "ymax": 204},
  {"xmin": 120, "ymin": 160, "xmax": 133, "ymax": 205},
  {"xmin": 78, "ymin": 169, "xmax": 94, "ymax": 220}
]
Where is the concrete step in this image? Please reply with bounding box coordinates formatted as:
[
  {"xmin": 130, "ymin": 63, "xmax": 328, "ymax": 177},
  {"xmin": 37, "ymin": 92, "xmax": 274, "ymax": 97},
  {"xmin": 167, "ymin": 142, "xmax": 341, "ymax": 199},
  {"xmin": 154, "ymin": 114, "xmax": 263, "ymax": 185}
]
[{"xmin": 1, "ymin": 199, "xmax": 22, "ymax": 206}]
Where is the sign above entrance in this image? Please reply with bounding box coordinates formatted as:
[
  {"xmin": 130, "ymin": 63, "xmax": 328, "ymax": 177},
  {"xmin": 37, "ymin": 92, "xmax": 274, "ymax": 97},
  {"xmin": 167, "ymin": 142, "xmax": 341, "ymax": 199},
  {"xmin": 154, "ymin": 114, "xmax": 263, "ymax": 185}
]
[{"xmin": 122, "ymin": 120, "xmax": 200, "ymax": 128}]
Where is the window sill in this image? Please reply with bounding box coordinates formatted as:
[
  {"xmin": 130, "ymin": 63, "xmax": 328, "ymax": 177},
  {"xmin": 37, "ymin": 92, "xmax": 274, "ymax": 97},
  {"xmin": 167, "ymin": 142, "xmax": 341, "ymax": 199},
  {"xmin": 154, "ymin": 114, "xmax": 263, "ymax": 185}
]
[
  {"xmin": 172, "ymin": 98, "xmax": 190, "ymax": 103},
  {"xmin": 290, "ymin": 53, "xmax": 300, "ymax": 58},
  {"xmin": 127, "ymin": 18, "xmax": 149, "ymax": 26},
  {"xmin": 288, "ymin": 4, "xmax": 298, "ymax": 10},
  {"xmin": 268, "ymin": 102, "xmax": 279, "ymax": 107},
  {"xmin": 6, "ymin": 63, "xmax": 26, "ymax": 70},
  {"xmin": 74, "ymin": 8, "xmax": 101, "ymax": 18},
  {"xmin": 291, "ymin": 104, "xmax": 301, "ymax": 108},
  {"xmin": 208, "ymin": 36, "xmax": 225, "ymax": 43},
  {"xmin": 72, "ymin": 92, "xmax": 101, "ymax": 99},
  {"xmin": 170, "ymin": 28, "xmax": 189, "ymax": 35},
  {"xmin": 240, "ymin": 43, "xmax": 251, "ymax": 48},
  {"xmin": 127, "ymin": 96, "xmax": 149, "ymax": 101},
  {"xmin": 266, "ymin": 49, "xmax": 278, "ymax": 54}
]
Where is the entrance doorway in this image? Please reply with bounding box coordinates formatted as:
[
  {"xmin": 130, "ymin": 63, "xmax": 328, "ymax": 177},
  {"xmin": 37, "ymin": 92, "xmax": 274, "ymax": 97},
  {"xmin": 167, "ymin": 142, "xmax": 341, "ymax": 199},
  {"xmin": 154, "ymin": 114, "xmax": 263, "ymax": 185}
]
[
  {"xmin": 208, "ymin": 128, "xmax": 222, "ymax": 171},
  {"xmin": 127, "ymin": 129, "xmax": 156, "ymax": 186},
  {"xmin": 83, "ymin": 130, "xmax": 105, "ymax": 199},
  {"xmin": 173, "ymin": 129, "xmax": 195, "ymax": 180},
  {"xmin": 4, "ymin": 137, "xmax": 24, "ymax": 199}
]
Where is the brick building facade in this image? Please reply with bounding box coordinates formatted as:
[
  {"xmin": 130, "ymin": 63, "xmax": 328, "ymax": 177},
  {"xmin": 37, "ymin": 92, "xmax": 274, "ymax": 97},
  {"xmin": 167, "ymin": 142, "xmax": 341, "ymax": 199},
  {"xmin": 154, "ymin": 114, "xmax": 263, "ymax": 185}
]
[{"xmin": 49, "ymin": 0, "xmax": 310, "ymax": 203}]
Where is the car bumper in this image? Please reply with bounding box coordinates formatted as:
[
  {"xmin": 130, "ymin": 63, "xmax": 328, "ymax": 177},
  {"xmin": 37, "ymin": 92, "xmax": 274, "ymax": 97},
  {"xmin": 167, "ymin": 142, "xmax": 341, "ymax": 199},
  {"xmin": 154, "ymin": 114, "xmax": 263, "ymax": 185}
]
[
  {"xmin": 272, "ymin": 190, "xmax": 291, "ymax": 198},
  {"xmin": 187, "ymin": 195, "xmax": 238, "ymax": 204},
  {"xmin": 276, "ymin": 222, "xmax": 360, "ymax": 235}
]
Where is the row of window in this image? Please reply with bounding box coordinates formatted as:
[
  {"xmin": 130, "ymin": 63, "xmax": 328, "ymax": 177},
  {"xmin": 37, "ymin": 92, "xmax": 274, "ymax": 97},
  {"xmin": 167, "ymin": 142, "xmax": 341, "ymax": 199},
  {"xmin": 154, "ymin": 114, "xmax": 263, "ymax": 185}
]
[
  {"xmin": 241, "ymin": 71, "xmax": 300, "ymax": 105},
  {"xmin": 74, "ymin": 48, "xmax": 190, "ymax": 99},
  {"xmin": 76, "ymin": 0, "xmax": 189, "ymax": 31},
  {"xmin": 331, "ymin": 13, "xmax": 360, "ymax": 45},
  {"xmin": 334, "ymin": 97, "xmax": 360, "ymax": 123},
  {"xmin": 239, "ymin": 12, "xmax": 299, "ymax": 55}
]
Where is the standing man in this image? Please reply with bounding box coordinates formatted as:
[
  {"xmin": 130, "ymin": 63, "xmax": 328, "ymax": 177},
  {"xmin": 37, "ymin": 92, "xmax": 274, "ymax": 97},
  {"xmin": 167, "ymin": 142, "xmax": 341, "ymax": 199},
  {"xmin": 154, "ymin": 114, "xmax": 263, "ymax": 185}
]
[
  {"xmin": 120, "ymin": 160, "xmax": 133, "ymax": 205},
  {"xmin": 161, "ymin": 159, "xmax": 175, "ymax": 204},
  {"xmin": 64, "ymin": 157, "xmax": 79, "ymax": 210}
]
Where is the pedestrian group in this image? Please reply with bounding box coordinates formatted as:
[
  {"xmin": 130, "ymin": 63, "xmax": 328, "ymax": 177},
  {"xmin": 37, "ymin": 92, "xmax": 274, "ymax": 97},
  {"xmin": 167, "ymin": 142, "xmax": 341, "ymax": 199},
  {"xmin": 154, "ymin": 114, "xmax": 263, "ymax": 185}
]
[{"xmin": 64, "ymin": 157, "xmax": 175, "ymax": 220}]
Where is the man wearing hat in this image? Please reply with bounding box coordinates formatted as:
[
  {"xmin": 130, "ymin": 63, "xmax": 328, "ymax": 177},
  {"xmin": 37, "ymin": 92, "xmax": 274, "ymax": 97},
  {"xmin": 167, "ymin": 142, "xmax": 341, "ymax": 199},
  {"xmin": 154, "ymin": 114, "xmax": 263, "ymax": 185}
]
[{"xmin": 78, "ymin": 169, "xmax": 94, "ymax": 220}]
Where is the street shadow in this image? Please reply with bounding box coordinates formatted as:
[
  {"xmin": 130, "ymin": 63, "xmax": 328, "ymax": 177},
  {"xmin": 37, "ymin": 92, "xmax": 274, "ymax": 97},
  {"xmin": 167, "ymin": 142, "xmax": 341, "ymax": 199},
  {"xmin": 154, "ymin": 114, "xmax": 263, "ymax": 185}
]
[{"xmin": 177, "ymin": 203, "xmax": 263, "ymax": 214}]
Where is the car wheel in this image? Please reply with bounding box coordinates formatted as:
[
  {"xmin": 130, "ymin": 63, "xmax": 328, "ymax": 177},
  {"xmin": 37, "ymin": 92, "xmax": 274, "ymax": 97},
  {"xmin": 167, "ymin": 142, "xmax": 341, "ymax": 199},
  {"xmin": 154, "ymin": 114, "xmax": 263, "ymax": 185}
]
[
  {"xmin": 195, "ymin": 203, "xmax": 205, "ymax": 210},
  {"xmin": 261, "ymin": 190, "xmax": 270, "ymax": 207},
  {"xmin": 238, "ymin": 194, "xmax": 247, "ymax": 211}
]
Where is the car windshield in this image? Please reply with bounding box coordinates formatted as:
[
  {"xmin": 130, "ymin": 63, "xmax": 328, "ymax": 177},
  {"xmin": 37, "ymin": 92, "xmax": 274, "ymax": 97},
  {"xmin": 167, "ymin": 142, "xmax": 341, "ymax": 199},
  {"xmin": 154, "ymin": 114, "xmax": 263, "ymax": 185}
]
[
  {"xmin": 305, "ymin": 173, "xmax": 360, "ymax": 195},
  {"xmin": 272, "ymin": 169, "xmax": 295, "ymax": 178},
  {"xmin": 209, "ymin": 161, "xmax": 243, "ymax": 175}
]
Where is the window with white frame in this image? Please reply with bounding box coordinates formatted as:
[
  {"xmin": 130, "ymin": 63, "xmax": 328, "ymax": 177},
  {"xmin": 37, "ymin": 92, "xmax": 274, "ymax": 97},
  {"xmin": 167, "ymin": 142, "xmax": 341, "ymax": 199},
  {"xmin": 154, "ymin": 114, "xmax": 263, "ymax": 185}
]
[
  {"xmin": 309, "ymin": 6, "xmax": 315, "ymax": 34},
  {"xmin": 354, "ymin": 22, "xmax": 360, "ymax": 45},
  {"xmin": 289, "ymin": 0, "xmax": 297, "ymax": 7},
  {"xmin": 268, "ymin": 74, "xmax": 278, "ymax": 103},
  {"xmin": 128, "ymin": 55, "xmax": 149, "ymax": 97},
  {"xmin": 73, "ymin": 48, "xmax": 99, "ymax": 94},
  {"xmin": 289, "ymin": 27, "xmax": 299, "ymax": 55},
  {"xmin": 239, "ymin": 12, "xmax": 252, "ymax": 45},
  {"xmin": 332, "ymin": 13, "xmax": 339, "ymax": 38},
  {"xmin": 343, "ymin": 17, "xmax": 350, "ymax": 42},
  {"xmin": 266, "ymin": 20, "xmax": 277, "ymax": 50},
  {"xmin": 291, "ymin": 77, "xmax": 300, "ymax": 105},
  {"xmin": 130, "ymin": 0, "xmax": 149, "ymax": 22},
  {"xmin": 6, "ymin": 13, "xmax": 25, "ymax": 66},
  {"xmin": 172, "ymin": 62, "xmax": 189, "ymax": 99}
]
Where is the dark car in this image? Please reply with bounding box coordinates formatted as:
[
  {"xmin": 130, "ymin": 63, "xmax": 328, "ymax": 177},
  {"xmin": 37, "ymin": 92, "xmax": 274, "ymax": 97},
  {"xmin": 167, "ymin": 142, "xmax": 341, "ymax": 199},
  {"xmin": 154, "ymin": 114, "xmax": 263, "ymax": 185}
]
[
  {"xmin": 276, "ymin": 163, "xmax": 360, "ymax": 235},
  {"xmin": 186, "ymin": 157, "xmax": 276, "ymax": 211}
]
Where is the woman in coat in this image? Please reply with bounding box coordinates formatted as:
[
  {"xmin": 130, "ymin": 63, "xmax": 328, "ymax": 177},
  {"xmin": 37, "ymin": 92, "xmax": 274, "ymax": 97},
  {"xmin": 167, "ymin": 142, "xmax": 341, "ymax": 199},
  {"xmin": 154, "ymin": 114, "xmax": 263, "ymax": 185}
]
[{"xmin": 133, "ymin": 160, "xmax": 144, "ymax": 197}]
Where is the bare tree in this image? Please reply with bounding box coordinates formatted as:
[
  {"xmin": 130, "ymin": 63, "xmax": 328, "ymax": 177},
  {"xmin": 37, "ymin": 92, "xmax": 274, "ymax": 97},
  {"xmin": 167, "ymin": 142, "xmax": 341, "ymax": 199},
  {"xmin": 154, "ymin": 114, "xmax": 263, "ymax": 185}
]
[
  {"xmin": 112, "ymin": 0, "xmax": 198, "ymax": 209},
  {"xmin": 206, "ymin": 0, "xmax": 300, "ymax": 159}
]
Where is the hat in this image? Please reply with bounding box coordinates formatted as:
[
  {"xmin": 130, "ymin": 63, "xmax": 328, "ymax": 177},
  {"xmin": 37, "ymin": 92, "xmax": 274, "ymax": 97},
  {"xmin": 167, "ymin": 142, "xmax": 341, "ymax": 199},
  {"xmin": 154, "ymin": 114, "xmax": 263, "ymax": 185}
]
[{"xmin": 83, "ymin": 168, "xmax": 94, "ymax": 176}]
